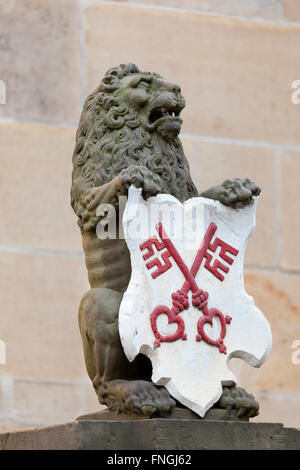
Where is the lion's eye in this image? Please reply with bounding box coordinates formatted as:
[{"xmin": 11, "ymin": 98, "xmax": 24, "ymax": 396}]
[{"xmin": 138, "ymin": 81, "xmax": 151, "ymax": 95}]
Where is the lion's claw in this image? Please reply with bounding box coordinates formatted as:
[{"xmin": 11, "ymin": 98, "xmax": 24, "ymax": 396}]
[
  {"xmin": 120, "ymin": 165, "xmax": 161, "ymax": 199},
  {"xmin": 202, "ymin": 177, "xmax": 261, "ymax": 209},
  {"xmin": 217, "ymin": 386, "xmax": 259, "ymax": 418},
  {"xmin": 220, "ymin": 178, "xmax": 260, "ymax": 208}
]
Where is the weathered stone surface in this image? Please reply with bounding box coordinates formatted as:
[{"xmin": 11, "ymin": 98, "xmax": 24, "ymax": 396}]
[
  {"xmin": 85, "ymin": 3, "xmax": 300, "ymax": 145},
  {"xmin": 0, "ymin": 251, "xmax": 88, "ymax": 381},
  {"xmin": 0, "ymin": 123, "xmax": 81, "ymax": 252},
  {"xmin": 0, "ymin": 422, "xmax": 78, "ymax": 450},
  {"xmin": 233, "ymin": 271, "xmax": 300, "ymax": 395},
  {"xmin": 255, "ymin": 392, "xmax": 300, "ymax": 429},
  {"xmin": 0, "ymin": 419, "xmax": 299, "ymax": 450},
  {"xmin": 284, "ymin": 0, "xmax": 300, "ymax": 20},
  {"xmin": 0, "ymin": 421, "xmax": 34, "ymax": 434},
  {"xmin": 14, "ymin": 380, "xmax": 85, "ymax": 425},
  {"xmin": 0, "ymin": 378, "xmax": 101, "ymax": 432},
  {"xmin": 82, "ymin": 383, "xmax": 102, "ymax": 415},
  {"xmin": 0, "ymin": 0, "xmax": 81, "ymax": 123},
  {"xmin": 280, "ymin": 150, "xmax": 300, "ymax": 271},
  {"xmin": 0, "ymin": 375, "xmax": 14, "ymax": 421},
  {"xmin": 120, "ymin": 187, "xmax": 271, "ymax": 416},
  {"xmin": 124, "ymin": 0, "xmax": 283, "ymax": 19},
  {"xmin": 182, "ymin": 138, "xmax": 277, "ymax": 268}
]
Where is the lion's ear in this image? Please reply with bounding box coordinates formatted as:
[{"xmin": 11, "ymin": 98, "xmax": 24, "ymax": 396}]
[{"xmin": 100, "ymin": 75, "xmax": 119, "ymax": 93}]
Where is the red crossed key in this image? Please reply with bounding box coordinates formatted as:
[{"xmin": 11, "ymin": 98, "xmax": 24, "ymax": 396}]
[
  {"xmin": 139, "ymin": 237, "xmax": 172, "ymax": 279},
  {"xmin": 204, "ymin": 237, "xmax": 239, "ymax": 281},
  {"xmin": 150, "ymin": 223, "xmax": 233, "ymax": 353},
  {"xmin": 140, "ymin": 223, "xmax": 238, "ymax": 353},
  {"xmin": 140, "ymin": 226, "xmax": 239, "ymax": 282},
  {"xmin": 140, "ymin": 224, "xmax": 217, "ymax": 347}
]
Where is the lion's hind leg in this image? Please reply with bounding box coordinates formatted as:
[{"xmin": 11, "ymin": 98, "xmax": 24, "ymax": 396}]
[{"xmin": 78, "ymin": 287, "xmax": 175, "ymax": 415}]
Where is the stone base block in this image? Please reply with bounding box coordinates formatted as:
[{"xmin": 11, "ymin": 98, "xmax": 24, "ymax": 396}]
[{"xmin": 0, "ymin": 418, "xmax": 299, "ymax": 450}]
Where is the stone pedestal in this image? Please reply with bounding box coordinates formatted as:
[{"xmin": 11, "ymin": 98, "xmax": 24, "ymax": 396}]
[{"xmin": 0, "ymin": 412, "xmax": 299, "ymax": 450}]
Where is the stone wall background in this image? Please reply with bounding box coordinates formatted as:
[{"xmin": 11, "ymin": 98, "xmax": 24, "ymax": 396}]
[{"xmin": 0, "ymin": 0, "xmax": 299, "ymax": 431}]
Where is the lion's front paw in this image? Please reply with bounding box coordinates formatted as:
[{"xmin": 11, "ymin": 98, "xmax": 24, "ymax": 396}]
[
  {"xmin": 120, "ymin": 165, "xmax": 161, "ymax": 199},
  {"xmin": 219, "ymin": 177, "xmax": 261, "ymax": 208},
  {"xmin": 218, "ymin": 386, "xmax": 259, "ymax": 418}
]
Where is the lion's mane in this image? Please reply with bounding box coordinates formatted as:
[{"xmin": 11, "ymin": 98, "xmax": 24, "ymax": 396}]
[{"xmin": 71, "ymin": 64, "xmax": 198, "ymax": 216}]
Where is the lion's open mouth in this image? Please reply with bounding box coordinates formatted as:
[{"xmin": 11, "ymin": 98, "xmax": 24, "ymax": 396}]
[
  {"xmin": 146, "ymin": 102, "xmax": 183, "ymax": 139},
  {"xmin": 149, "ymin": 106, "xmax": 181, "ymax": 124}
]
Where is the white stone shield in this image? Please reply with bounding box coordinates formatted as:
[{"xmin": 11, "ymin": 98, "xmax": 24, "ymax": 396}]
[{"xmin": 119, "ymin": 186, "xmax": 272, "ymax": 417}]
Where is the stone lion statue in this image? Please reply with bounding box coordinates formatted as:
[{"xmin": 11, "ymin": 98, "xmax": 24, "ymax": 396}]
[{"xmin": 71, "ymin": 64, "xmax": 260, "ymax": 417}]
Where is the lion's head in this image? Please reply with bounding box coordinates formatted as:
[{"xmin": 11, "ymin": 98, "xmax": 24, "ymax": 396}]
[{"xmin": 71, "ymin": 64, "xmax": 198, "ymax": 215}]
